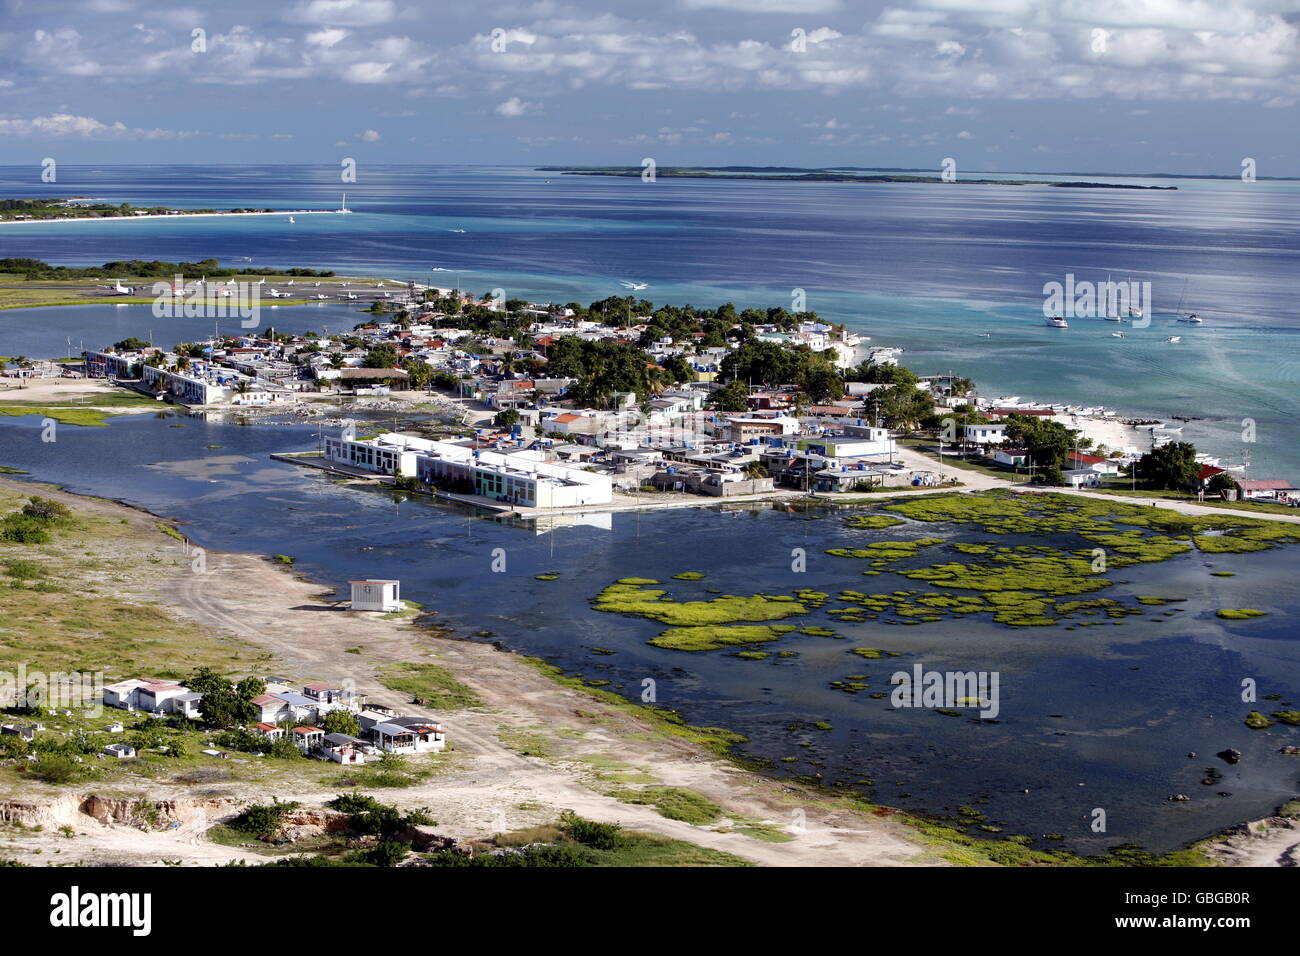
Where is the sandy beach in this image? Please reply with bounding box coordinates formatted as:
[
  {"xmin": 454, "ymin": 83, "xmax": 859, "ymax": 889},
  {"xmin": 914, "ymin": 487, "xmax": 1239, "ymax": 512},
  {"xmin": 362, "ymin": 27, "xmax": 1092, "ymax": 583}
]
[{"xmin": 0, "ymin": 210, "xmax": 345, "ymax": 226}]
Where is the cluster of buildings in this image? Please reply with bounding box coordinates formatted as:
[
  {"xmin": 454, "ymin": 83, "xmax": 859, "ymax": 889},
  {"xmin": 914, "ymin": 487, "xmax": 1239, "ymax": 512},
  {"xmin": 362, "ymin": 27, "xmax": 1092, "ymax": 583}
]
[
  {"xmin": 100, "ymin": 675, "xmax": 446, "ymax": 765},
  {"xmin": 955, "ymin": 399, "xmax": 1294, "ymax": 499}
]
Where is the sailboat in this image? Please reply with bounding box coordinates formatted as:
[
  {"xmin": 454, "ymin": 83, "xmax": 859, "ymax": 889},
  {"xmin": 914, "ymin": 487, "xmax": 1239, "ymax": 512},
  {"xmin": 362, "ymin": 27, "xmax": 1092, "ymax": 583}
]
[
  {"xmin": 1103, "ymin": 273, "xmax": 1123, "ymax": 321},
  {"xmin": 1173, "ymin": 277, "xmax": 1202, "ymax": 323},
  {"xmin": 1124, "ymin": 275, "xmax": 1142, "ymax": 318}
]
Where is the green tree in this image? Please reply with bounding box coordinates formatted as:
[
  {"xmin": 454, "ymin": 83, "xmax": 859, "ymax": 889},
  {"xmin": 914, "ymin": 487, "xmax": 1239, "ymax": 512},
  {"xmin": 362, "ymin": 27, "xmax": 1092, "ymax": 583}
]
[
  {"xmin": 707, "ymin": 381, "xmax": 750, "ymax": 412},
  {"xmin": 1137, "ymin": 441, "xmax": 1200, "ymax": 490},
  {"xmin": 320, "ymin": 710, "xmax": 361, "ymax": 737},
  {"xmin": 1205, "ymin": 472, "xmax": 1239, "ymax": 496}
]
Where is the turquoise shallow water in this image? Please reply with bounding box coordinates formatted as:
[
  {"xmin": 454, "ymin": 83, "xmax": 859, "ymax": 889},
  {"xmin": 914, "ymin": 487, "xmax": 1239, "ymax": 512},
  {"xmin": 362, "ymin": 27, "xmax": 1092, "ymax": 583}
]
[{"xmin": 1, "ymin": 164, "xmax": 1296, "ymax": 477}]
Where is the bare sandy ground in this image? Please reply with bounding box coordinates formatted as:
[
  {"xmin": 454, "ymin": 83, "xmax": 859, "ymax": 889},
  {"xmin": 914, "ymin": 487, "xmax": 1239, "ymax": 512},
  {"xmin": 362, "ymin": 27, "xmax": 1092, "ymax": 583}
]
[
  {"xmin": 0, "ymin": 481, "xmax": 938, "ymax": 866},
  {"xmin": 0, "ymin": 376, "xmax": 159, "ymax": 412}
]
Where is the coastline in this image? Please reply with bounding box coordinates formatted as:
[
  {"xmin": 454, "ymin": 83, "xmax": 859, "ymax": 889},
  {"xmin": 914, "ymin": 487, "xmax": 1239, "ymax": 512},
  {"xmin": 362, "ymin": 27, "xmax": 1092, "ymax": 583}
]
[
  {"xmin": 1, "ymin": 473, "xmax": 1291, "ymax": 866},
  {"xmin": 0, "ymin": 210, "xmax": 347, "ymax": 226}
]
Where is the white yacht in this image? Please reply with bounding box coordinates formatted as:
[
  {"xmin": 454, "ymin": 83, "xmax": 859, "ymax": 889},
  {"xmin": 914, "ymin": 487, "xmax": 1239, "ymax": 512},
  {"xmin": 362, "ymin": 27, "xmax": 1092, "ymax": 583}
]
[
  {"xmin": 1166, "ymin": 335, "xmax": 1181, "ymax": 343},
  {"xmin": 1044, "ymin": 315, "xmax": 1068, "ymax": 328},
  {"xmin": 1177, "ymin": 313, "xmax": 1203, "ymax": 324},
  {"xmin": 1110, "ymin": 331, "xmax": 1124, "ymax": 338}
]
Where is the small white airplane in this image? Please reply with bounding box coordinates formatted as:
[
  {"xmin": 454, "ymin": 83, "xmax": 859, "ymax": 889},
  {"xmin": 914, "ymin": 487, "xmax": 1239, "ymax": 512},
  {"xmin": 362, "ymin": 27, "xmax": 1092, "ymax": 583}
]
[
  {"xmin": 313, "ymin": 294, "xmax": 330, "ymax": 300},
  {"xmin": 256, "ymin": 278, "xmax": 266, "ymax": 286},
  {"xmin": 374, "ymin": 283, "xmax": 384, "ymax": 289},
  {"xmin": 341, "ymin": 292, "xmax": 358, "ymax": 300},
  {"xmin": 286, "ymin": 280, "xmax": 295, "ymax": 286},
  {"xmin": 620, "ymin": 280, "xmax": 648, "ymax": 291},
  {"xmin": 267, "ymin": 289, "xmax": 290, "ymax": 298},
  {"xmin": 109, "ymin": 279, "xmax": 135, "ymax": 295}
]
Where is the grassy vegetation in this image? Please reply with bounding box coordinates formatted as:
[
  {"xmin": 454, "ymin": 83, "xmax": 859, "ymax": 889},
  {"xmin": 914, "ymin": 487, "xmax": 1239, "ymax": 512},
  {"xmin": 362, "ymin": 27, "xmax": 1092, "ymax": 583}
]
[
  {"xmin": 377, "ymin": 661, "xmax": 482, "ymax": 710},
  {"xmin": 0, "ymin": 482, "xmax": 267, "ymax": 678},
  {"xmin": 0, "ymin": 406, "xmax": 118, "ymax": 427},
  {"xmin": 608, "ymin": 785, "xmax": 723, "ymax": 825}
]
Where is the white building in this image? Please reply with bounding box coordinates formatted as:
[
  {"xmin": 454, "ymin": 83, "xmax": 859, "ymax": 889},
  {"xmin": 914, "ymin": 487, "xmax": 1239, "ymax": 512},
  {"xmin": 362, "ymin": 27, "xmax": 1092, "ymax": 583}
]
[
  {"xmin": 372, "ymin": 717, "xmax": 446, "ymax": 754},
  {"xmin": 964, "ymin": 423, "xmax": 1008, "ymax": 446},
  {"xmin": 102, "ymin": 678, "xmax": 201, "ymax": 717},
  {"xmin": 351, "ymin": 579, "xmax": 402, "ymax": 612},
  {"xmin": 324, "ymin": 431, "xmax": 613, "ymax": 508}
]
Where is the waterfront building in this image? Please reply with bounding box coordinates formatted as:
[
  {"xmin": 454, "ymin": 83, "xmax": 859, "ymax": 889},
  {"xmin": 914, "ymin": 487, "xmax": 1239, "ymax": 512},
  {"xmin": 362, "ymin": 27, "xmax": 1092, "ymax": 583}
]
[{"xmin": 323, "ymin": 431, "xmax": 613, "ymax": 508}]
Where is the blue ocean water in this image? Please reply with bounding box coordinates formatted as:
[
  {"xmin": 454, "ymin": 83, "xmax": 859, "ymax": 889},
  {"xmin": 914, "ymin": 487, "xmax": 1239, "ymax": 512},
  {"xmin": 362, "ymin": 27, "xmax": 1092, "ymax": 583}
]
[
  {"xmin": 1, "ymin": 164, "xmax": 1298, "ymax": 477},
  {"xmin": 1, "ymin": 410, "xmax": 1298, "ymax": 854}
]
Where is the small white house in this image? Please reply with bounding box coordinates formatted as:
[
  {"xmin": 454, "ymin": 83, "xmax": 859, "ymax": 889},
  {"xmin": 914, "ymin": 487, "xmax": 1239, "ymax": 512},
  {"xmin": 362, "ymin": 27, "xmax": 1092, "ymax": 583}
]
[
  {"xmin": 964, "ymin": 423, "xmax": 1008, "ymax": 446},
  {"xmin": 372, "ymin": 718, "xmax": 446, "ymax": 754},
  {"xmin": 103, "ymin": 743, "xmax": 136, "ymax": 759},
  {"xmin": 350, "ymin": 579, "xmax": 402, "ymax": 612}
]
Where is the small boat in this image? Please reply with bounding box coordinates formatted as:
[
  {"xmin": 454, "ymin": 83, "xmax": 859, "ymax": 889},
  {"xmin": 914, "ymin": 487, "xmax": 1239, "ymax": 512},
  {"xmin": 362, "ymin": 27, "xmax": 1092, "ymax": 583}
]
[
  {"xmin": 1177, "ymin": 313, "xmax": 1203, "ymax": 324},
  {"xmin": 1166, "ymin": 335, "xmax": 1181, "ymax": 343},
  {"xmin": 1128, "ymin": 306, "xmax": 1143, "ymax": 318},
  {"xmin": 1103, "ymin": 314, "xmax": 1124, "ymax": 322},
  {"xmin": 449, "ymin": 229, "xmax": 466, "ymax": 233},
  {"xmin": 287, "ymin": 216, "xmax": 295, "ymax": 224},
  {"xmin": 1111, "ymin": 331, "xmax": 1124, "ymax": 338},
  {"xmin": 1044, "ymin": 315, "xmax": 1068, "ymax": 328}
]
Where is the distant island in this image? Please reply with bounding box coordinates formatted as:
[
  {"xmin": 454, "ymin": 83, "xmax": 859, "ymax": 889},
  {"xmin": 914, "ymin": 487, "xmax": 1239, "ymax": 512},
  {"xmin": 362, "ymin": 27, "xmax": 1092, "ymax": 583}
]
[
  {"xmin": 0, "ymin": 198, "xmax": 350, "ymax": 223},
  {"xmin": 538, "ymin": 167, "xmax": 1178, "ymax": 189}
]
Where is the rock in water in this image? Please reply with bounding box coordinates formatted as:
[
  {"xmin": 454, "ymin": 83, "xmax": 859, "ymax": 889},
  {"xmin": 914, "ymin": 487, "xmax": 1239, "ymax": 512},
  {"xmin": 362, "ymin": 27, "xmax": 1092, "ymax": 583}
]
[{"xmin": 1217, "ymin": 748, "xmax": 1242, "ymax": 765}]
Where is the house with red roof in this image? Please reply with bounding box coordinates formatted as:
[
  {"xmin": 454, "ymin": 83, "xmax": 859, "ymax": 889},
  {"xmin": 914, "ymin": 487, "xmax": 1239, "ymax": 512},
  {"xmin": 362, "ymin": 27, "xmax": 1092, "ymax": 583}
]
[{"xmin": 1237, "ymin": 479, "xmax": 1297, "ymax": 501}]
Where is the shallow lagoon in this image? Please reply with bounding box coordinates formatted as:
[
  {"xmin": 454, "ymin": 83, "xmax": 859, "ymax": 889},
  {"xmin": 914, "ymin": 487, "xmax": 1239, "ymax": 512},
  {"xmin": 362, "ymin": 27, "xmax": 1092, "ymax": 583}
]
[{"xmin": 1, "ymin": 411, "xmax": 1297, "ymax": 854}]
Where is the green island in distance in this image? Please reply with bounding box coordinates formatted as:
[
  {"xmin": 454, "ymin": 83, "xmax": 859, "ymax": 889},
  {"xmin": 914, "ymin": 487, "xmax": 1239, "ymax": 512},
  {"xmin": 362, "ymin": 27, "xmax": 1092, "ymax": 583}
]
[{"xmin": 538, "ymin": 166, "xmax": 1178, "ymax": 189}]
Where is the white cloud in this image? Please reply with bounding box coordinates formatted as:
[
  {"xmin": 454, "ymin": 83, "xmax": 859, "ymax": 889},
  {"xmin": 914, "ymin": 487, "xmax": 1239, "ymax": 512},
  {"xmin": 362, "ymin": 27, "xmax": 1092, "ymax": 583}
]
[
  {"xmin": 495, "ymin": 96, "xmax": 537, "ymax": 116},
  {"xmin": 360, "ymin": 128, "xmax": 381, "ymax": 141},
  {"xmin": 291, "ymin": 0, "xmax": 396, "ymax": 27},
  {"xmin": 306, "ymin": 29, "xmax": 350, "ymax": 48},
  {"xmin": 0, "ymin": 113, "xmax": 191, "ymax": 139},
  {"xmin": 680, "ymin": 0, "xmax": 842, "ymax": 11}
]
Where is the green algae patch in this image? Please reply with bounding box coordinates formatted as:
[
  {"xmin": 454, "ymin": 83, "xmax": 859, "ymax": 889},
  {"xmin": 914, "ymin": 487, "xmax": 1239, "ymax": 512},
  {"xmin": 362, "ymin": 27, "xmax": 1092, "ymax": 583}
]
[
  {"xmin": 593, "ymin": 580, "xmax": 808, "ymax": 628},
  {"xmin": 616, "ymin": 577, "xmax": 660, "ymax": 585},
  {"xmin": 1272, "ymin": 711, "xmax": 1300, "ymax": 725},
  {"xmin": 1244, "ymin": 711, "xmax": 1274, "ymax": 729},
  {"xmin": 534, "ymin": 572, "xmax": 560, "ymax": 581},
  {"xmin": 845, "ymin": 514, "xmax": 906, "ymax": 529},
  {"xmin": 798, "ymin": 625, "xmax": 837, "ymax": 637},
  {"xmin": 1210, "ymin": 571, "xmax": 1235, "ymax": 577},
  {"xmin": 734, "ymin": 651, "xmax": 771, "ymax": 660},
  {"xmin": 672, "ymin": 571, "xmax": 706, "ymax": 580},
  {"xmin": 648, "ymin": 624, "xmax": 798, "ymax": 652},
  {"xmin": 1216, "ymin": 608, "xmax": 1267, "ymax": 620}
]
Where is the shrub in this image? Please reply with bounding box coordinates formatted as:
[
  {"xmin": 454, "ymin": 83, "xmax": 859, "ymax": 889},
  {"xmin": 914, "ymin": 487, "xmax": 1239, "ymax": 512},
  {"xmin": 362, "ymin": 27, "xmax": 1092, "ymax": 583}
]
[
  {"xmin": 559, "ymin": 810, "xmax": 625, "ymax": 850},
  {"xmin": 229, "ymin": 800, "xmax": 300, "ymax": 838}
]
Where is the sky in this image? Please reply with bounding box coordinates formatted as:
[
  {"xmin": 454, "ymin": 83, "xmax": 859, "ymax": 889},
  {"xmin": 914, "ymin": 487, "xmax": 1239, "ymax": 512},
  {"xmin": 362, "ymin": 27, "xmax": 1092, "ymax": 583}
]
[{"xmin": 0, "ymin": 0, "xmax": 1297, "ymax": 174}]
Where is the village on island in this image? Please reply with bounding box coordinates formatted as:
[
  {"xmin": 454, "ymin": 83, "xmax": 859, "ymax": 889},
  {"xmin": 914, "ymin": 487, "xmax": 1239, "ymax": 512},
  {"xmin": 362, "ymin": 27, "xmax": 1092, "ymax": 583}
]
[{"xmin": 24, "ymin": 276, "xmax": 1282, "ymax": 514}]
